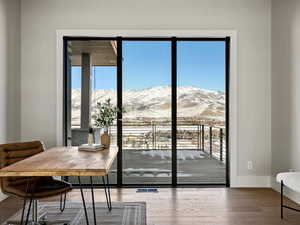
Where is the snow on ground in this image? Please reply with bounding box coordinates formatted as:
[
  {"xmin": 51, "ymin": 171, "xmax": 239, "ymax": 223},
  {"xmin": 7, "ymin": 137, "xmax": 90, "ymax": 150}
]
[
  {"xmin": 141, "ymin": 150, "xmax": 205, "ymax": 160},
  {"xmin": 123, "ymin": 168, "xmax": 192, "ymax": 177}
]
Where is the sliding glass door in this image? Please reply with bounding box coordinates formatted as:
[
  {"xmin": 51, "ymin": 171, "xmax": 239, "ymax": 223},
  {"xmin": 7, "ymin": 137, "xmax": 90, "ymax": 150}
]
[
  {"xmin": 122, "ymin": 41, "xmax": 172, "ymax": 184},
  {"xmin": 66, "ymin": 39, "xmax": 118, "ymax": 185},
  {"xmin": 177, "ymin": 41, "xmax": 226, "ymax": 184},
  {"xmin": 64, "ymin": 37, "xmax": 229, "ymax": 187}
]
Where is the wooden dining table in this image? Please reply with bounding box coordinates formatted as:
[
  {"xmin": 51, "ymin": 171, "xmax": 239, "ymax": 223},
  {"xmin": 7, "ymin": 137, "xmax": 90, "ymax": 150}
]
[{"xmin": 0, "ymin": 145, "xmax": 118, "ymax": 225}]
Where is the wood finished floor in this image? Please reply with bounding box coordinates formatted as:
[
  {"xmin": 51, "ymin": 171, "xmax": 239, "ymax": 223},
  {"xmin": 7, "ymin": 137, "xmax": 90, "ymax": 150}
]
[{"xmin": 0, "ymin": 188, "xmax": 300, "ymax": 225}]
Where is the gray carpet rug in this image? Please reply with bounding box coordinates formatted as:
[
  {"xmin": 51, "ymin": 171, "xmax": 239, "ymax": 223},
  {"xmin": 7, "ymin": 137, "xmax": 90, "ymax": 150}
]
[{"xmin": 3, "ymin": 202, "xmax": 146, "ymax": 225}]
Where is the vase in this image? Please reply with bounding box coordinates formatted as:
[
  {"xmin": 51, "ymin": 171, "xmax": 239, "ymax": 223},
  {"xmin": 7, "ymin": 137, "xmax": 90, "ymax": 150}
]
[{"xmin": 101, "ymin": 128, "xmax": 111, "ymax": 148}]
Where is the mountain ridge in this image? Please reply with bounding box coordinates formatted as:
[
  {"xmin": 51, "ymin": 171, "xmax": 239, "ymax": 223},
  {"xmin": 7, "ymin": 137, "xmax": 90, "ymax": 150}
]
[{"xmin": 71, "ymin": 85, "xmax": 225, "ymax": 125}]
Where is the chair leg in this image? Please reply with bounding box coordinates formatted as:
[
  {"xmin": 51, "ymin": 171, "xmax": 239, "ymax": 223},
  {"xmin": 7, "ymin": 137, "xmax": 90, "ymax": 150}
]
[
  {"xmin": 25, "ymin": 199, "xmax": 32, "ymax": 225},
  {"xmin": 59, "ymin": 192, "xmax": 67, "ymax": 213},
  {"xmin": 20, "ymin": 199, "xmax": 27, "ymax": 225},
  {"xmin": 281, "ymin": 180, "xmax": 284, "ymax": 219}
]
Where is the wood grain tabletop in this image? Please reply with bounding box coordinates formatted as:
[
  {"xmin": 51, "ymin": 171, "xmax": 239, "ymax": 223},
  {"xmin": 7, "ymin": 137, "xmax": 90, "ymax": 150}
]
[{"xmin": 0, "ymin": 146, "xmax": 118, "ymax": 177}]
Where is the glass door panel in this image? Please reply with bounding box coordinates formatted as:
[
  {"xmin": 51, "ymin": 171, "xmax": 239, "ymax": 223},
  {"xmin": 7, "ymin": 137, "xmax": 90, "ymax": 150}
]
[
  {"xmin": 122, "ymin": 41, "xmax": 172, "ymax": 184},
  {"xmin": 91, "ymin": 65, "xmax": 117, "ymax": 184},
  {"xmin": 68, "ymin": 40, "xmax": 118, "ymax": 185},
  {"xmin": 177, "ymin": 41, "xmax": 226, "ymax": 184}
]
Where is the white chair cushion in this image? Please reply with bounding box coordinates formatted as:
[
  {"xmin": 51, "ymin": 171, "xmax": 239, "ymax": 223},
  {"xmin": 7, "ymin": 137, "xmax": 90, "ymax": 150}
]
[{"xmin": 277, "ymin": 172, "xmax": 300, "ymax": 193}]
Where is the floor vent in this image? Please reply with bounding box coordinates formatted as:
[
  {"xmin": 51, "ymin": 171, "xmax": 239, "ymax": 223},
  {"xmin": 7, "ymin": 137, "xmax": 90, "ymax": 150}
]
[{"xmin": 136, "ymin": 188, "xmax": 158, "ymax": 193}]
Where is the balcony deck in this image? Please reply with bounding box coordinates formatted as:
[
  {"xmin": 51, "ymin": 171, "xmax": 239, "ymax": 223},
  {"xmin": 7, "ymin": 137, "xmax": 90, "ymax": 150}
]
[{"xmin": 68, "ymin": 148, "xmax": 226, "ymax": 185}]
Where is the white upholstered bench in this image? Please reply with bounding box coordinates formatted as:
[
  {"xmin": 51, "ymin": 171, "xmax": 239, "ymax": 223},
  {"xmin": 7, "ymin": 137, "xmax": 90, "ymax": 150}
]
[{"xmin": 276, "ymin": 172, "xmax": 300, "ymax": 219}]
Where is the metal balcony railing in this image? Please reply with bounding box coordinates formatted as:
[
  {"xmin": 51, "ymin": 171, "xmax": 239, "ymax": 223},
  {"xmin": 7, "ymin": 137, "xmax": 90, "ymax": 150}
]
[{"xmin": 72, "ymin": 122, "xmax": 226, "ymax": 163}]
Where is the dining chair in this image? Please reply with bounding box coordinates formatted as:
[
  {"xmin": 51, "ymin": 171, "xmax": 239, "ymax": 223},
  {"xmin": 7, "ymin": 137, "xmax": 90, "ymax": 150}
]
[{"xmin": 0, "ymin": 141, "xmax": 72, "ymax": 225}]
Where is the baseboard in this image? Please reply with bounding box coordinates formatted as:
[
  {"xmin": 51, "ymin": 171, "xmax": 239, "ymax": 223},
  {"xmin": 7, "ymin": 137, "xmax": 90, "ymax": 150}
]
[
  {"xmin": 271, "ymin": 176, "xmax": 300, "ymax": 205},
  {"xmin": 0, "ymin": 191, "xmax": 7, "ymax": 202},
  {"xmin": 231, "ymin": 176, "xmax": 271, "ymax": 187}
]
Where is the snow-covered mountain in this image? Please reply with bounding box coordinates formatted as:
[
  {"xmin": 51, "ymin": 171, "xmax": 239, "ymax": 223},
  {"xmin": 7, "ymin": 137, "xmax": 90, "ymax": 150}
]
[{"xmin": 71, "ymin": 86, "xmax": 225, "ymax": 125}]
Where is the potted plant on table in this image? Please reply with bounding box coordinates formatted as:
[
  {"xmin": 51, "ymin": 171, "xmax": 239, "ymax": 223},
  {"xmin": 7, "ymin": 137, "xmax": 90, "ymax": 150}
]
[{"xmin": 92, "ymin": 98, "xmax": 120, "ymax": 148}]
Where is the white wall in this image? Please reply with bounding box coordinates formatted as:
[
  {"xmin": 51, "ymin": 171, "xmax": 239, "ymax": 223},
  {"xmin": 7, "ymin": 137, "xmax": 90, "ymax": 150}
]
[
  {"xmin": 21, "ymin": 0, "xmax": 271, "ymax": 186},
  {"xmin": 0, "ymin": 0, "xmax": 20, "ymax": 201},
  {"xmin": 272, "ymin": 0, "xmax": 300, "ymax": 203}
]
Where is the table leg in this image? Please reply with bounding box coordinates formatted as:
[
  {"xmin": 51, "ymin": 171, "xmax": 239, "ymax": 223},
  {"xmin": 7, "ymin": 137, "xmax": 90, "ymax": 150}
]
[
  {"xmin": 106, "ymin": 175, "xmax": 112, "ymax": 211},
  {"xmin": 102, "ymin": 175, "xmax": 112, "ymax": 211},
  {"xmin": 77, "ymin": 177, "xmax": 89, "ymax": 225},
  {"xmin": 90, "ymin": 176, "xmax": 97, "ymax": 225},
  {"xmin": 77, "ymin": 176, "xmax": 98, "ymax": 225}
]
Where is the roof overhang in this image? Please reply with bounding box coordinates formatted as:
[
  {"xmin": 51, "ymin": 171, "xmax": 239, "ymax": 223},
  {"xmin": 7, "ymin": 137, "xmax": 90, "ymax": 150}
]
[{"xmin": 70, "ymin": 40, "xmax": 117, "ymax": 66}]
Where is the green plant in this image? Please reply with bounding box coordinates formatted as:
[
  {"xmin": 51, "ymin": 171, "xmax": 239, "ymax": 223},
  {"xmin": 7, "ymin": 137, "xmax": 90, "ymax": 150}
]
[{"xmin": 92, "ymin": 98, "xmax": 120, "ymax": 129}]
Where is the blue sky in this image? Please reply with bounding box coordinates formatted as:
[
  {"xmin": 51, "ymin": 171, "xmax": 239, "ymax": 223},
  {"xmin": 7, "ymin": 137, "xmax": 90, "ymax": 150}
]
[{"xmin": 71, "ymin": 41, "xmax": 225, "ymax": 91}]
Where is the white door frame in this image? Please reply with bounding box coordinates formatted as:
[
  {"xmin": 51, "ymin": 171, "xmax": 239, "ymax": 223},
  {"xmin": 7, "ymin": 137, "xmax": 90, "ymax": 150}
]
[{"xmin": 56, "ymin": 29, "xmax": 238, "ymax": 186}]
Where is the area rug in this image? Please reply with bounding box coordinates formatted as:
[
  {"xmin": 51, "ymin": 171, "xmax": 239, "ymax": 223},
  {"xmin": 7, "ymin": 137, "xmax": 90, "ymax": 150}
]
[{"xmin": 3, "ymin": 202, "xmax": 146, "ymax": 225}]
